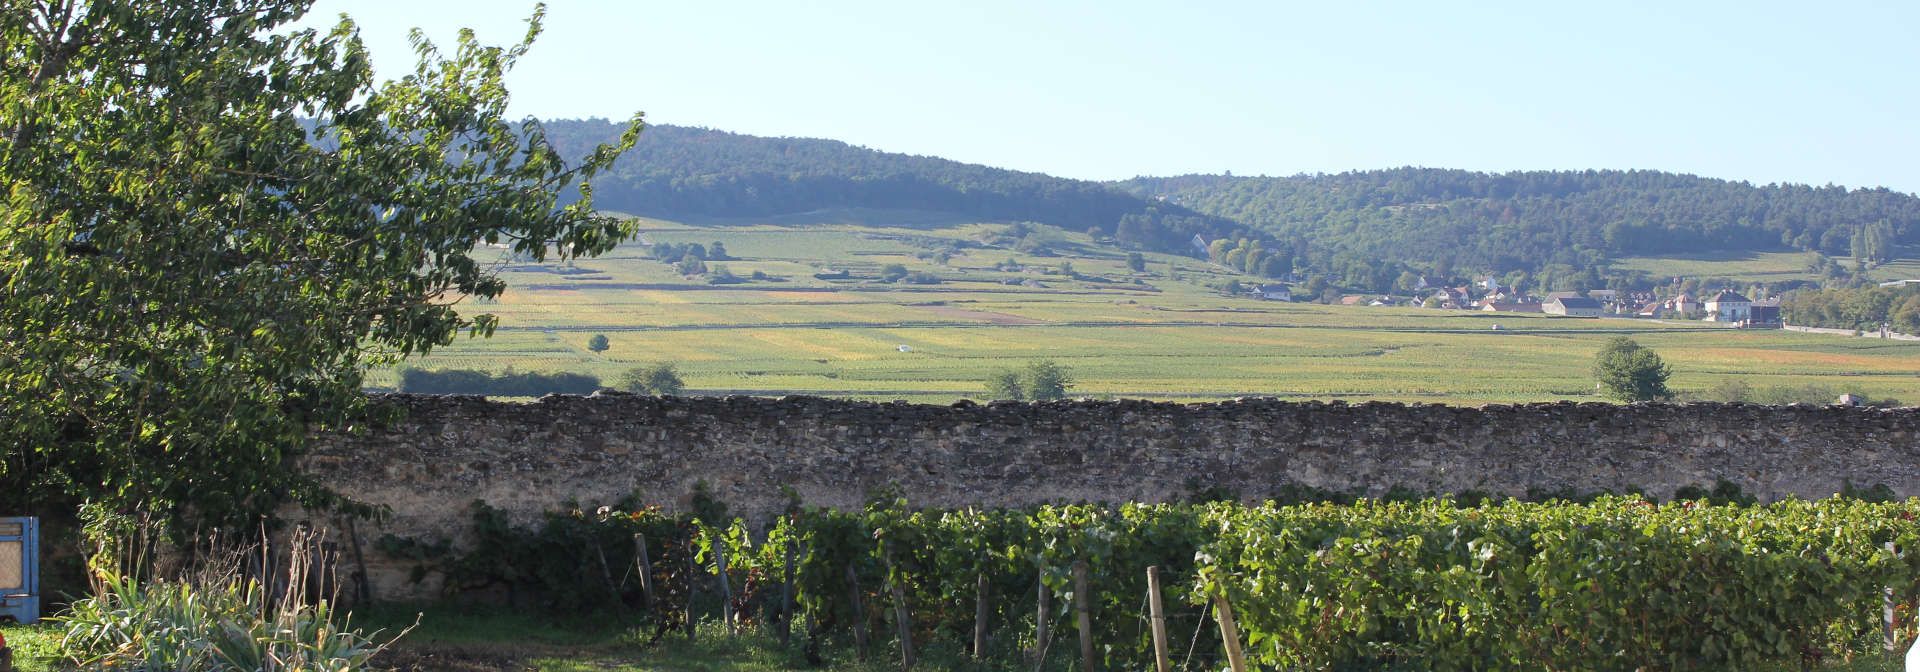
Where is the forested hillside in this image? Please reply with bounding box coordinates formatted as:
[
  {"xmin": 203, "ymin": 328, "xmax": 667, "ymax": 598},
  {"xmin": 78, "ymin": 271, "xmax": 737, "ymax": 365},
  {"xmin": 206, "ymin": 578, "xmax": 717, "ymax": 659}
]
[
  {"xmin": 537, "ymin": 120, "xmax": 1920, "ymax": 291},
  {"xmin": 541, "ymin": 120, "xmax": 1244, "ymax": 252},
  {"xmin": 1113, "ymin": 169, "xmax": 1920, "ymax": 279}
]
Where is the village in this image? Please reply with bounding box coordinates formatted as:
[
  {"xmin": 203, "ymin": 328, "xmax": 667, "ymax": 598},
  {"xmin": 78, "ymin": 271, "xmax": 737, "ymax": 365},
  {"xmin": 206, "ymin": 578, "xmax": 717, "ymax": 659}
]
[{"xmin": 1245, "ymin": 279, "xmax": 1785, "ymax": 326}]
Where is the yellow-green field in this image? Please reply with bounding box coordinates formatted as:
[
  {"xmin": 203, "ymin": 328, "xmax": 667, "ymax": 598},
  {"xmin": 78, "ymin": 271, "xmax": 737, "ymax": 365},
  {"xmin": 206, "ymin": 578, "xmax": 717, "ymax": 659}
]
[
  {"xmin": 380, "ymin": 212, "xmax": 1920, "ymax": 405},
  {"xmin": 1615, "ymin": 249, "xmax": 1920, "ymax": 283}
]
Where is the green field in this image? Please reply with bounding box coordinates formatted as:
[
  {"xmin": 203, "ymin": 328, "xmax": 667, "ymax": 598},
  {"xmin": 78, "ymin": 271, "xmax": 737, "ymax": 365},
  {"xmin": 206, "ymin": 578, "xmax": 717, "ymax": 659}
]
[
  {"xmin": 381, "ymin": 212, "xmax": 1920, "ymax": 405},
  {"xmin": 1616, "ymin": 249, "xmax": 1920, "ymax": 284}
]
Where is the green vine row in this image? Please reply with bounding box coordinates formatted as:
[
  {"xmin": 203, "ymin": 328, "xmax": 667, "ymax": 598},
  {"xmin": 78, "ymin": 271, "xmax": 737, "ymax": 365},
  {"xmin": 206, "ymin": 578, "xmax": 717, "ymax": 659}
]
[{"xmin": 384, "ymin": 494, "xmax": 1920, "ymax": 671}]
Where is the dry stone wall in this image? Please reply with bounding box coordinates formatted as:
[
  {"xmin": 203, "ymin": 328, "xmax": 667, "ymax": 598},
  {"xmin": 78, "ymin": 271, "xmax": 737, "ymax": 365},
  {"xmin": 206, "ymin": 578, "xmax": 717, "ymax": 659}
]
[{"xmin": 304, "ymin": 393, "xmax": 1920, "ymax": 600}]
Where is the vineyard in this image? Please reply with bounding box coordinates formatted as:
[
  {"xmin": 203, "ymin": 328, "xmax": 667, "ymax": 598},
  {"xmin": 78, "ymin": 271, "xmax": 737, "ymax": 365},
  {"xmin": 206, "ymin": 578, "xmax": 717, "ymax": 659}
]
[
  {"xmin": 376, "ymin": 217, "xmax": 1920, "ymax": 405},
  {"xmin": 379, "ymin": 494, "xmax": 1920, "ymax": 672}
]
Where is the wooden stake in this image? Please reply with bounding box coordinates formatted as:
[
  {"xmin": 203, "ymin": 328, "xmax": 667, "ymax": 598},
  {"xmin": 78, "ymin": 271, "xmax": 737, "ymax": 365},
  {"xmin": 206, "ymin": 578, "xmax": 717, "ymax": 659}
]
[
  {"xmin": 780, "ymin": 537, "xmax": 797, "ymax": 647},
  {"xmin": 343, "ymin": 517, "xmax": 370, "ymax": 607},
  {"xmin": 685, "ymin": 534, "xmax": 699, "ymax": 642},
  {"xmin": 973, "ymin": 571, "xmax": 990, "ymax": 659},
  {"xmin": 1033, "ymin": 568, "xmax": 1051, "ymax": 668},
  {"xmin": 1073, "ymin": 560, "xmax": 1095, "ymax": 672},
  {"xmin": 714, "ymin": 533, "xmax": 735, "ymax": 633},
  {"xmin": 1886, "ymin": 541, "xmax": 1900, "ymax": 652},
  {"xmin": 847, "ymin": 564, "xmax": 870, "ymax": 660},
  {"xmin": 888, "ymin": 570, "xmax": 916, "ymax": 669},
  {"xmin": 633, "ymin": 534, "xmax": 656, "ymax": 610},
  {"xmin": 1213, "ymin": 593, "xmax": 1249, "ymax": 672},
  {"xmin": 1147, "ymin": 566, "xmax": 1171, "ymax": 672}
]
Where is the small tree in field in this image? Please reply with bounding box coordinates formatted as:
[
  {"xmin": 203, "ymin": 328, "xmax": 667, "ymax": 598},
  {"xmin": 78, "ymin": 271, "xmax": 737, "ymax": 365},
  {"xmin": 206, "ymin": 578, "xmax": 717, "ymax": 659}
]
[
  {"xmin": 1024, "ymin": 360, "xmax": 1074, "ymax": 401},
  {"xmin": 587, "ymin": 334, "xmax": 610, "ymax": 353},
  {"xmin": 620, "ymin": 362, "xmax": 686, "ymax": 396},
  {"xmin": 985, "ymin": 369, "xmax": 1024, "ymax": 401},
  {"xmin": 1592, "ymin": 337, "xmax": 1673, "ymax": 402}
]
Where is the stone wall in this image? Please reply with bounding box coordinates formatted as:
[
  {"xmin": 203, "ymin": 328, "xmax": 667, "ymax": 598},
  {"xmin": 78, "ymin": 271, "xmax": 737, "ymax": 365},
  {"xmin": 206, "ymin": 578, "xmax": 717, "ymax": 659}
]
[{"xmin": 303, "ymin": 393, "xmax": 1920, "ymax": 600}]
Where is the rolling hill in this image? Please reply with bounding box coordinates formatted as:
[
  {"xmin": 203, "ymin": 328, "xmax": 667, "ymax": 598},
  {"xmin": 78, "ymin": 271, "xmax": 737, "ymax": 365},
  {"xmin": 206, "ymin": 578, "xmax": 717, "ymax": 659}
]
[
  {"xmin": 541, "ymin": 120, "xmax": 1247, "ymax": 253},
  {"xmin": 1112, "ymin": 170, "xmax": 1920, "ymax": 280},
  {"xmin": 541, "ymin": 120, "xmax": 1920, "ymax": 291}
]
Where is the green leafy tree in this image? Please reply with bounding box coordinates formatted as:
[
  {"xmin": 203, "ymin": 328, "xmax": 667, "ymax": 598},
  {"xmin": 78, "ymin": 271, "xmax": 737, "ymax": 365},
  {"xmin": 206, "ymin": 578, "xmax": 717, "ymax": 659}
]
[
  {"xmin": 1126, "ymin": 252, "xmax": 1146, "ymax": 272},
  {"xmin": 620, "ymin": 362, "xmax": 686, "ymax": 396},
  {"xmin": 587, "ymin": 334, "xmax": 611, "ymax": 353},
  {"xmin": 1592, "ymin": 337, "xmax": 1673, "ymax": 402},
  {"xmin": 985, "ymin": 369, "xmax": 1024, "ymax": 401},
  {"xmin": 1207, "ymin": 239, "xmax": 1233, "ymax": 263},
  {"xmin": 675, "ymin": 255, "xmax": 707, "ymax": 276},
  {"xmin": 1024, "ymin": 360, "xmax": 1073, "ymax": 401},
  {"xmin": 0, "ymin": 2, "xmax": 641, "ymax": 529},
  {"xmin": 879, "ymin": 263, "xmax": 909, "ymax": 282}
]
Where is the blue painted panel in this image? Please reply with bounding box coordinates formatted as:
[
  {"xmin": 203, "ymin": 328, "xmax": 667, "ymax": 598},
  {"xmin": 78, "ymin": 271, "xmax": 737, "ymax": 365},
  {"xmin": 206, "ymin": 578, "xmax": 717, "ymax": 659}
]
[{"xmin": 0, "ymin": 516, "xmax": 37, "ymax": 624}]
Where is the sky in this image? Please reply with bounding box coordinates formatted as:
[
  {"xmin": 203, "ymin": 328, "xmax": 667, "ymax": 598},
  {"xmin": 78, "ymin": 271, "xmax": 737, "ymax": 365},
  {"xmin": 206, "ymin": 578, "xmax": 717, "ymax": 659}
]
[{"xmin": 301, "ymin": 1, "xmax": 1920, "ymax": 192}]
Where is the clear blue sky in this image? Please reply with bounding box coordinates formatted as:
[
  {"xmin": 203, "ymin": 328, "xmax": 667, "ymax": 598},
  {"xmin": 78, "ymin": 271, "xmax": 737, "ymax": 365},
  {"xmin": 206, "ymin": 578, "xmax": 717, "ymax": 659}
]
[{"xmin": 303, "ymin": 1, "xmax": 1920, "ymax": 192}]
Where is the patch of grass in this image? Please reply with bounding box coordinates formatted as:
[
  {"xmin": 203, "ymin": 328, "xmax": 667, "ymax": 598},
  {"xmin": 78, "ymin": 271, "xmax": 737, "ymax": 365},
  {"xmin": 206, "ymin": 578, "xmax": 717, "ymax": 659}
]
[
  {"xmin": 1, "ymin": 623, "xmax": 64, "ymax": 672},
  {"xmin": 357, "ymin": 606, "xmax": 1003, "ymax": 672},
  {"xmin": 361, "ymin": 606, "xmax": 1919, "ymax": 672},
  {"xmin": 13, "ymin": 607, "xmax": 1910, "ymax": 671}
]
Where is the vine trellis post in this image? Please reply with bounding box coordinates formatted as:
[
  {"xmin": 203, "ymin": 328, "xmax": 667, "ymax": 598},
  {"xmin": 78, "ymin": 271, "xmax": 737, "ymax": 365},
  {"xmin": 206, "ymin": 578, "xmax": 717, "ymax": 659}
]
[
  {"xmin": 846, "ymin": 564, "xmax": 870, "ymax": 660},
  {"xmin": 1073, "ymin": 560, "xmax": 1094, "ymax": 672},
  {"xmin": 1147, "ymin": 566, "xmax": 1172, "ymax": 672},
  {"xmin": 1213, "ymin": 592, "xmax": 1249, "ymax": 672},
  {"xmin": 632, "ymin": 534, "xmax": 655, "ymax": 611},
  {"xmin": 973, "ymin": 571, "xmax": 990, "ymax": 659},
  {"xmin": 1032, "ymin": 567, "xmax": 1051, "ymax": 668}
]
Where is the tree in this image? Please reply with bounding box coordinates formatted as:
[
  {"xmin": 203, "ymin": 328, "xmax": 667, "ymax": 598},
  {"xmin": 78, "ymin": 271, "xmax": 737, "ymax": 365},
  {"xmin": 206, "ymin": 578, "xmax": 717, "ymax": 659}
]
[
  {"xmin": 1024, "ymin": 360, "xmax": 1073, "ymax": 401},
  {"xmin": 1223, "ymin": 247, "xmax": 1247, "ymax": 271},
  {"xmin": 879, "ymin": 263, "xmax": 909, "ymax": 282},
  {"xmin": 708, "ymin": 241, "xmax": 729, "ymax": 260},
  {"xmin": 620, "ymin": 362, "xmax": 686, "ymax": 396},
  {"xmin": 985, "ymin": 369, "xmax": 1024, "ymax": 401},
  {"xmin": 587, "ymin": 334, "xmax": 611, "ymax": 353},
  {"xmin": 1126, "ymin": 252, "xmax": 1146, "ymax": 273},
  {"xmin": 1395, "ymin": 271, "xmax": 1423, "ymax": 293},
  {"xmin": 1257, "ymin": 253, "xmax": 1291, "ymax": 279},
  {"xmin": 0, "ymin": 2, "xmax": 641, "ymax": 529},
  {"xmin": 676, "ymin": 255, "xmax": 708, "ymax": 276},
  {"xmin": 1592, "ymin": 337, "xmax": 1673, "ymax": 402},
  {"xmin": 1207, "ymin": 239, "xmax": 1233, "ymax": 263}
]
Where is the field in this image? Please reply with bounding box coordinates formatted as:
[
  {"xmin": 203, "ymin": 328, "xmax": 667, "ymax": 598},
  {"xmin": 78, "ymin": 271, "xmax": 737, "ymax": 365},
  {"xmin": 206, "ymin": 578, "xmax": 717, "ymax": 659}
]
[
  {"xmin": 379, "ymin": 211, "xmax": 1920, "ymax": 405},
  {"xmin": 1616, "ymin": 248, "xmax": 1920, "ymax": 284}
]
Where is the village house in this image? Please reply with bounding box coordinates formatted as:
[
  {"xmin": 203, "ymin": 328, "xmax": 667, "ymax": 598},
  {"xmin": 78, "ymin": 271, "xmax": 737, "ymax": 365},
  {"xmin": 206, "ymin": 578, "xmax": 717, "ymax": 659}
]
[
  {"xmin": 1749, "ymin": 297, "xmax": 1782, "ymax": 326},
  {"xmin": 1544, "ymin": 296, "xmax": 1604, "ymax": 317},
  {"xmin": 1704, "ymin": 290, "xmax": 1752, "ymax": 322},
  {"xmin": 1665, "ymin": 292, "xmax": 1700, "ymax": 315},
  {"xmin": 1428, "ymin": 287, "xmax": 1470, "ymax": 309},
  {"xmin": 1256, "ymin": 283, "xmax": 1292, "ymax": 301}
]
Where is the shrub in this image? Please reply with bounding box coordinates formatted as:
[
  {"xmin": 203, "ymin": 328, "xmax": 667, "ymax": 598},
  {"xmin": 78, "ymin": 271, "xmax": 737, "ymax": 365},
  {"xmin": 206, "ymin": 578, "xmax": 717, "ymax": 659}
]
[
  {"xmin": 58, "ymin": 531, "xmax": 408, "ymax": 671},
  {"xmin": 1024, "ymin": 360, "xmax": 1073, "ymax": 400},
  {"xmin": 1591, "ymin": 336, "xmax": 1672, "ymax": 401},
  {"xmin": 620, "ymin": 362, "xmax": 686, "ymax": 396}
]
